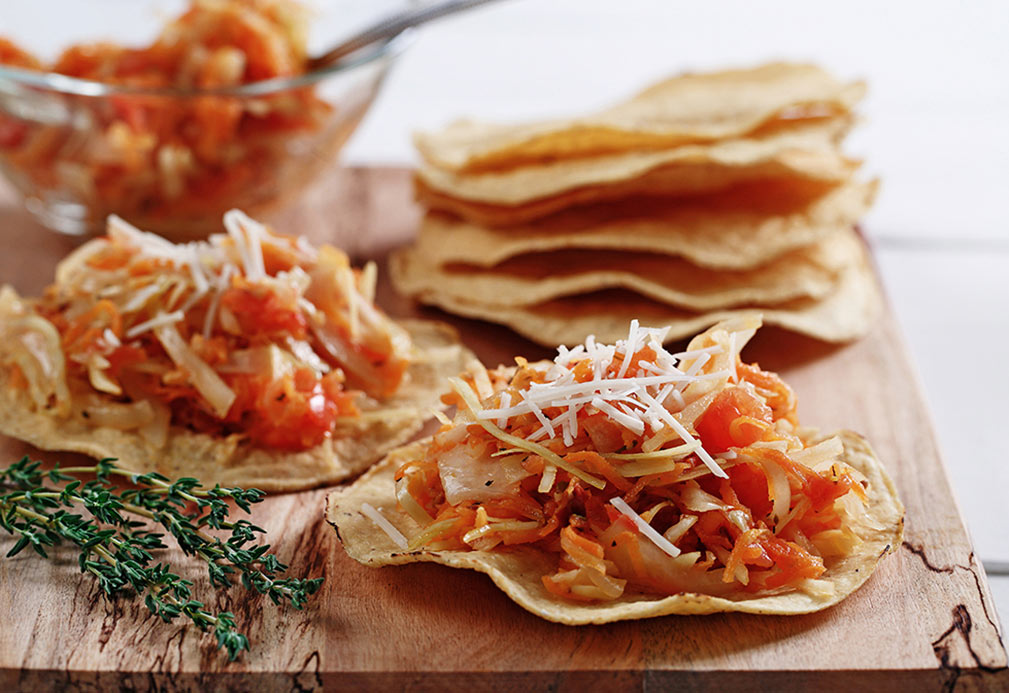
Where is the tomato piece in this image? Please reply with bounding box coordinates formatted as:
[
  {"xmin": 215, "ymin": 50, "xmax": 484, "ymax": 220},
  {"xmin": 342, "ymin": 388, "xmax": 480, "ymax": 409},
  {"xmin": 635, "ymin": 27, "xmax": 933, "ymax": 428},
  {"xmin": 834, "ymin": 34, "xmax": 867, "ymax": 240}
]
[
  {"xmin": 724, "ymin": 528, "xmax": 773, "ymax": 582},
  {"xmin": 759, "ymin": 533, "xmax": 825, "ymax": 588},
  {"xmin": 727, "ymin": 462, "xmax": 773, "ymax": 522},
  {"xmin": 736, "ymin": 362, "xmax": 798, "ymax": 424},
  {"xmin": 86, "ymin": 244, "xmax": 134, "ymax": 271},
  {"xmin": 694, "ymin": 386, "xmax": 774, "ymax": 453},
  {"xmin": 227, "ymin": 367, "xmax": 357, "ymax": 451},
  {"xmin": 260, "ymin": 236, "xmax": 301, "ymax": 275},
  {"xmin": 0, "ymin": 38, "xmax": 43, "ymax": 70},
  {"xmin": 606, "ymin": 345, "xmax": 656, "ymax": 378},
  {"xmin": 0, "ymin": 117, "xmax": 28, "ymax": 149},
  {"xmin": 581, "ymin": 412, "xmax": 629, "ymax": 453},
  {"xmin": 220, "ymin": 282, "xmax": 307, "ymax": 340},
  {"xmin": 111, "ymin": 96, "xmax": 149, "ymax": 132}
]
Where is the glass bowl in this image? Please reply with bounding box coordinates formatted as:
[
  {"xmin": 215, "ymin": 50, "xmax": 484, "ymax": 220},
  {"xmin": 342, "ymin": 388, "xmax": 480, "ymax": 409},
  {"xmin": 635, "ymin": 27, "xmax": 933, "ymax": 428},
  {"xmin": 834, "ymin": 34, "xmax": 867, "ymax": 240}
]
[{"xmin": 0, "ymin": 2, "xmax": 412, "ymax": 239}]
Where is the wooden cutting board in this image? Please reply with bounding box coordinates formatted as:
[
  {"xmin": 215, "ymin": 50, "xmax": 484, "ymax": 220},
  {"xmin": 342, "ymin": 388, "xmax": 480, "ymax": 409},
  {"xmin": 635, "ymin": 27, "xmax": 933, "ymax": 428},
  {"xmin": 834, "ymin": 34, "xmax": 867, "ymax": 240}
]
[{"xmin": 0, "ymin": 168, "xmax": 1005, "ymax": 691}]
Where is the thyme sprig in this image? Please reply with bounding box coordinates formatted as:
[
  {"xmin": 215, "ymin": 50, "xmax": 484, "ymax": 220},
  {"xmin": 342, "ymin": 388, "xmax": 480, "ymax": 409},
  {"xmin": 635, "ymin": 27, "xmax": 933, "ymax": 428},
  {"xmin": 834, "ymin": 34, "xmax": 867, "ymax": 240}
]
[{"xmin": 0, "ymin": 457, "xmax": 323, "ymax": 660}]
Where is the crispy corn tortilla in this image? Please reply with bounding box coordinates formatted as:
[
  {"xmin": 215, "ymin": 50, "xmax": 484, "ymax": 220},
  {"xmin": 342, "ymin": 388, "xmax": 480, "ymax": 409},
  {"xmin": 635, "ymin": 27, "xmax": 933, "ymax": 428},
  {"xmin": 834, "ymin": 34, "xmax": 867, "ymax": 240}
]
[
  {"xmin": 392, "ymin": 229, "xmax": 856, "ymax": 312},
  {"xmin": 411, "ymin": 180, "xmax": 877, "ymax": 272},
  {"xmin": 415, "ymin": 152, "xmax": 857, "ymax": 228},
  {"xmin": 408, "ymin": 230, "xmax": 882, "ymax": 345},
  {"xmin": 0, "ymin": 320, "xmax": 479, "ymax": 492},
  {"xmin": 416, "ymin": 118, "xmax": 856, "ymax": 224},
  {"xmin": 415, "ymin": 63, "xmax": 864, "ymax": 173},
  {"xmin": 326, "ymin": 429, "xmax": 903, "ymax": 622}
]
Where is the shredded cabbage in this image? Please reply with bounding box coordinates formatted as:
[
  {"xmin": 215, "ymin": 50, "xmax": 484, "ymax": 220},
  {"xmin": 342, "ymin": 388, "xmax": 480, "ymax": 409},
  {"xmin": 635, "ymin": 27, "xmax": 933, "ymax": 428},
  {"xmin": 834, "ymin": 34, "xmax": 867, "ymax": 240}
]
[
  {"xmin": 0, "ymin": 307, "xmax": 72, "ymax": 417},
  {"xmin": 756, "ymin": 455, "xmax": 792, "ymax": 529},
  {"xmin": 154, "ymin": 322, "xmax": 236, "ymax": 417},
  {"xmin": 449, "ymin": 377, "xmax": 606, "ymax": 490},
  {"xmin": 437, "ymin": 446, "xmax": 531, "ymax": 506}
]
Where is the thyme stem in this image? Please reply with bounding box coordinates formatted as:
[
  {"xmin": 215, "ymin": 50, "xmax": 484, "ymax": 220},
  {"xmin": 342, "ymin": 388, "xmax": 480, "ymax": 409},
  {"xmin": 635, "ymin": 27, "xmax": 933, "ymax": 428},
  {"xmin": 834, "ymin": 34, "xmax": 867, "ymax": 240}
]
[{"xmin": 0, "ymin": 457, "xmax": 323, "ymax": 660}]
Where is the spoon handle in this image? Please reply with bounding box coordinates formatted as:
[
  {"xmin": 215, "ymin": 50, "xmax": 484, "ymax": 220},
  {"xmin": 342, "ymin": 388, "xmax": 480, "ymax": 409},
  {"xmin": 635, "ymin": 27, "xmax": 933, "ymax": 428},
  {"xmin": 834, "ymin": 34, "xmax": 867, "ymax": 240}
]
[{"xmin": 309, "ymin": 0, "xmax": 505, "ymax": 70}]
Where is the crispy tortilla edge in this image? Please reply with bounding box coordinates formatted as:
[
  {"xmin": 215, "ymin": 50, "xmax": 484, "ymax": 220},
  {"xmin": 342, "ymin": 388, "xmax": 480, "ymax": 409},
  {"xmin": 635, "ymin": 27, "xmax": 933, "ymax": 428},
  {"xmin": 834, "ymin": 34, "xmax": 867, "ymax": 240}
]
[
  {"xmin": 0, "ymin": 320, "xmax": 480, "ymax": 492},
  {"xmin": 325, "ymin": 429, "xmax": 904, "ymax": 623}
]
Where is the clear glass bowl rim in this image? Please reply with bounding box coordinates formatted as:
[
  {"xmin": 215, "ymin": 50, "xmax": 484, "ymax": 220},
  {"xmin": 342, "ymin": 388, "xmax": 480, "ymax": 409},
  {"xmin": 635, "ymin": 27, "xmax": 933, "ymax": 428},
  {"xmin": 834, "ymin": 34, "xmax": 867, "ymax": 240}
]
[{"xmin": 0, "ymin": 29, "xmax": 413, "ymax": 98}]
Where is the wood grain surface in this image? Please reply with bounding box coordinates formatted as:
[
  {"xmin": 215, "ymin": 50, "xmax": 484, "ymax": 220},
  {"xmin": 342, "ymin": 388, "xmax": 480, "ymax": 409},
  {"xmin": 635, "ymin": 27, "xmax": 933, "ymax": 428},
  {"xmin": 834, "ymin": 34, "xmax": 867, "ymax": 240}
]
[{"xmin": 0, "ymin": 168, "xmax": 1005, "ymax": 691}]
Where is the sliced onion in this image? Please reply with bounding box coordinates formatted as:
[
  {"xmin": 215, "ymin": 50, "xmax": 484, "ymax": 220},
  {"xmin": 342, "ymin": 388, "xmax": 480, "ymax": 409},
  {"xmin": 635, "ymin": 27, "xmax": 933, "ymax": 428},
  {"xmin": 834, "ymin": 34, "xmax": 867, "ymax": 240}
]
[
  {"xmin": 54, "ymin": 238, "xmax": 110, "ymax": 287},
  {"xmin": 434, "ymin": 422, "xmax": 468, "ymax": 448},
  {"xmin": 285, "ymin": 337, "xmax": 330, "ymax": 374},
  {"xmin": 727, "ymin": 509, "xmax": 752, "ymax": 533},
  {"xmin": 797, "ymin": 578, "xmax": 835, "ymax": 598},
  {"xmin": 756, "ymin": 456, "xmax": 792, "ymax": 529},
  {"xmin": 0, "ymin": 313, "xmax": 71, "ymax": 416},
  {"xmin": 681, "ymin": 482, "xmax": 732, "ymax": 513},
  {"xmin": 359, "ymin": 261, "xmax": 378, "ymax": 304},
  {"xmin": 462, "ymin": 519, "xmax": 539, "ymax": 545},
  {"xmin": 810, "ymin": 527, "xmax": 861, "ymax": 558},
  {"xmin": 791, "ymin": 436, "xmax": 845, "ymax": 471},
  {"xmin": 584, "ymin": 566, "xmax": 627, "ymax": 599},
  {"xmin": 395, "ymin": 475, "xmax": 435, "ymax": 525},
  {"xmin": 436, "ymin": 446, "xmax": 530, "ymax": 506},
  {"xmin": 306, "ymin": 246, "xmax": 412, "ymax": 397},
  {"xmin": 87, "ymin": 355, "xmax": 122, "ymax": 396},
  {"xmin": 216, "ymin": 345, "xmax": 294, "ymax": 381},
  {"xmin": 679, "ymin": 317, "xmax": 760, "ymax": 406},
  {"xmin": 775, "ymin": 496, "xmax": 810, "ymax": 535},
  {"xmin": 673, "ymin": 389, "xmax": 718, "ymax": 431},
  {"xmin": 662, "ymin": 514, "xmax": 698, "ymax": 544},
  {"xmin": 74, "ymin": 394, "xmax": 155, "ymax": 430},
  {"xmin": 569, "ymin": 583, "xmax": 618, "ymax": 600},
  {"xmin": 312, "ymin": 322, "xmax": 387, "ymax": 396}
]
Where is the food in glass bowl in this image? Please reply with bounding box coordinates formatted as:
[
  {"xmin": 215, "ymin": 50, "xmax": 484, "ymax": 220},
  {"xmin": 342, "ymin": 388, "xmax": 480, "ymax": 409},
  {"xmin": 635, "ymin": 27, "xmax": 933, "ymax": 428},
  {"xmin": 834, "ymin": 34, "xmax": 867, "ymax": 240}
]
[{"xmin": 0, "ymin": 0, "xmax": 407, "ymax": 238}]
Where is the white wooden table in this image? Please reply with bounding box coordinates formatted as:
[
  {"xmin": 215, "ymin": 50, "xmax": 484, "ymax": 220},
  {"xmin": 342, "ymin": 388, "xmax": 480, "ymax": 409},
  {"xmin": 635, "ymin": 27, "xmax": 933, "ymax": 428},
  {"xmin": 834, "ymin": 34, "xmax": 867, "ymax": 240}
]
[{"xmin": 341, "ymin": 0, "xmax": 1009, "ymax": 628}]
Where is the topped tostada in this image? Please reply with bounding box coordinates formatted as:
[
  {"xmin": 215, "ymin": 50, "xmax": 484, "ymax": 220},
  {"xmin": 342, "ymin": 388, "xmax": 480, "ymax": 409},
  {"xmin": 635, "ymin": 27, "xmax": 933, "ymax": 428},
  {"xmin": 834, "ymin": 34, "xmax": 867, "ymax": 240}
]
[
  {"xmin": 328, "ymin": 317, "xmax": 903, "ymax": 621},
  {"xmin": 0, "ymin": 211, "xmax": 477, "ymax": 491}
]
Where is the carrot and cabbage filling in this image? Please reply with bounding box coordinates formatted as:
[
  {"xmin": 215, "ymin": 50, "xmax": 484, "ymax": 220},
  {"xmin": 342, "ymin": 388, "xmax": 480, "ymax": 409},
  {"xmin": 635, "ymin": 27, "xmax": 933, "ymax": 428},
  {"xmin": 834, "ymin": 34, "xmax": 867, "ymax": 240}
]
[
  {"xmin": 0, "ymin": 0, "xmax": 330, "ymax": 224},
  {"xmin": 0, "ymin": 211, "xmax": 411, "ymax": 451},
  {"xmin": 388, "ymin": 318, "xmax": 868, "ymax": 601}
]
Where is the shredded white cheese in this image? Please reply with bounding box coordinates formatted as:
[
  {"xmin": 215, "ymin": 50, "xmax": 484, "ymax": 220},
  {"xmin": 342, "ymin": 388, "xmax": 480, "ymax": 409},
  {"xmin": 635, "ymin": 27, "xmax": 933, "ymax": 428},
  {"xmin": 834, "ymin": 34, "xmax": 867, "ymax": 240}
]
[
  {"xmin": 122, "ymin": 279, "xmax": 167, "ymax": 313},
  {"xmin": 125, "ymin": 310, "xmax": 185, "ymax": 339},
  {"xmin": 101, "ymin": 328, "xmax": 121, "ymax": 348},
  {"xmin": 590, "ymin": 397, "xmax": 645, "ymax": 435},
  {"xmin": 611, "ymin": 496, "xmax": 681, "ymax": 557},
  {"xmin": 496, "ymin": 391, "xmax": 511, "ymax": 428},
  {"xmin": 202, "ymin": 264, "xmax": 234, "ymax": 339},
  {"xmin": 360, "ymin": 503, "xmax": 408, "ymax": 550},
  {"xmin": 359, "ymin": 261, "xmax": 378, "ymax": 304},
  {"xmin": 474, "ymin": 321, "xmax": 742, "ymax": 478}
]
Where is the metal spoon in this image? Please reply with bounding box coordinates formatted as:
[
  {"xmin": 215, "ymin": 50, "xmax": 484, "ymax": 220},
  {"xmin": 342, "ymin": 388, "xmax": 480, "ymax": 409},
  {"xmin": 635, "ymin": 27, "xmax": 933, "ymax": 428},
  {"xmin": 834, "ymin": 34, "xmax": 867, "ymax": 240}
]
[{"xmin": 307, "ymin": 0, "xmax": 505, "ymax": 72}]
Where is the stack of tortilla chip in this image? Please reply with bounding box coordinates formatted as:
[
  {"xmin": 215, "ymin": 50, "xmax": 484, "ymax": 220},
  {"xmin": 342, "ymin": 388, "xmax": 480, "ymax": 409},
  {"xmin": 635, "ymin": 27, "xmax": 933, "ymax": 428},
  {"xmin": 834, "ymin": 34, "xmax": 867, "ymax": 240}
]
[{"xmin": 392, "ymin": 63, "xmax": 882, "ymax": 346}]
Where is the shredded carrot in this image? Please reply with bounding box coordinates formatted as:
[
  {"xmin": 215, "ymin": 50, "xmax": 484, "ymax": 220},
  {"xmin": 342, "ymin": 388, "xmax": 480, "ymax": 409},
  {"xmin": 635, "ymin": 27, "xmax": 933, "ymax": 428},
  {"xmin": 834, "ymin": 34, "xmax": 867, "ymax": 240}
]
[
  {"xmin": 564, "ymin": 451, "xmax": 632, "ymax": 492},
  {"xmin": 393, "ymin": 322, "xmax": 866, "ymax": 603}
]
